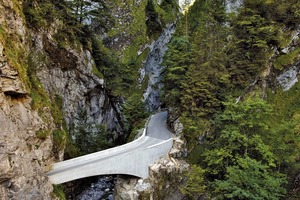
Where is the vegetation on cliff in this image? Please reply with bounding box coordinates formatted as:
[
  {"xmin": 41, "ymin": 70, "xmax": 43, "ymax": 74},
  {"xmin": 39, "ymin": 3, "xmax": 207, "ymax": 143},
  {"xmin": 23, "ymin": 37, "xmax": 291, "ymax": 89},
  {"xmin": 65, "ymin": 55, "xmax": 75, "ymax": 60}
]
[
  {"xmin": 163, "ymin": 0, "xmax": 300, "ymax": 199},
  {"xmin": 4, "ymin": 0, "xmax": 299, "ymax": 198},
  {"xmin": 21, "ymin": 0, "xmax": 180, "ymax": 169}
]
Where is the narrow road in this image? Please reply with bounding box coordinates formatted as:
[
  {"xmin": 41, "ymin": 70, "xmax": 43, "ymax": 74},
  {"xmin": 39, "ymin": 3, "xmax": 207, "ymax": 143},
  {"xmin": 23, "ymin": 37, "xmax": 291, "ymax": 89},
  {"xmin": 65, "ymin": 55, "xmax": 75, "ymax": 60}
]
[{"xmin": 46, "ymin": 111, "xmax": 173, "ymax": 183}]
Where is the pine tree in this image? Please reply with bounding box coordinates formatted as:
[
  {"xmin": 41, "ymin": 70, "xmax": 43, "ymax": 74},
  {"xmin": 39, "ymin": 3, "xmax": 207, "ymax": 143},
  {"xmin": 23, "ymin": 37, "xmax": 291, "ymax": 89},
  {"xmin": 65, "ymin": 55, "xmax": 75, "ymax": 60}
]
[{"xmin": 213, "ymin": 157, "xmax": 287, "ymax": 200}]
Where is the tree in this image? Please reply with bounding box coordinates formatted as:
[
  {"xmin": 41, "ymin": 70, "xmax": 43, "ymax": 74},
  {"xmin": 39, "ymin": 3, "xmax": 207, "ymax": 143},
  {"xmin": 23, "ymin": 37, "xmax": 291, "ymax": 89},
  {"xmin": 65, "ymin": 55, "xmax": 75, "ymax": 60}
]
[
  {"xmin": 70, "ymin": 110, "xmax": 113, "ymax": 155},
  {"xmin": 163, "ymin": 36, "xmax": 192, "ymax": 109},
  {"xmin": 203, "ymin": 97, "xmax": 275, "ymax": 176},
  {"xmin": 180, "ymin": 165, "xmax": 206, "ymax": 199},
  {"xmin": 228, "ymin": 5, "xmax": 277, "ymax": 88},
  {"xmin": 145, "ymin": 0, "xmax": 162, "ymax": 38},
  {"xmin": 213, "ymin": 157, "xmax": 287, "ymax": 200},
  {"xmin": 65, "ymin": 0, "xmax": 107, "ymax": 24},
  {"xmin": 183, "ymin": 0, "xmax": 191, "ymax": 38},
  {"xmin": 121, "ymin": 93, "xmax": 148, "ymax": 129}
]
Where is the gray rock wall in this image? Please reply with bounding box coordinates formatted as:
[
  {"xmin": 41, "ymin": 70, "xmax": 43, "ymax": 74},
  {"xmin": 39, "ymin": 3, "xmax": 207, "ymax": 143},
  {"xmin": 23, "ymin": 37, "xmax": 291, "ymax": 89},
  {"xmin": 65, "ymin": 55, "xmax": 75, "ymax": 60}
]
[{"xmin": 31, "ymin": 33, "xmax": 124, "ymax": 138}]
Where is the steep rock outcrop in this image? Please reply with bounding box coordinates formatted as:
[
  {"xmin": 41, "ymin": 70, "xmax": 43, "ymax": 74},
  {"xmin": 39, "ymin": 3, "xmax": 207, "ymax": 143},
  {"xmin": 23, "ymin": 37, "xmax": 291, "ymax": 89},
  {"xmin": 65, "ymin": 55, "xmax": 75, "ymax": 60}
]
[
  {"xmin": 0, "ymin": 0, "xmax": 55, "ymax": 199},
  {"xmin": 143, "ymin": 24, "xmax": 176, "ymax": 111},
  {"xmin": 1, "ymin": 0, "xmax": 127, "ymax": 199},
  {"xmin": 30, "ymin": 30, "xmax": 125, "ymax": 139}
]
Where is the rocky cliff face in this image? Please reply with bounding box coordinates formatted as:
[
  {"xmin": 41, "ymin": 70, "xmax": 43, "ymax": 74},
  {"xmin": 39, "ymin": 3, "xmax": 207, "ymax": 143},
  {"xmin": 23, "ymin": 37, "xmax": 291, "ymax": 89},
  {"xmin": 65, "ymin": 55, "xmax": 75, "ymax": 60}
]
[
  {"xmin": 30, "ymin": 28, "xmax": 125, "ymax": 141},
  {"xmin": 0, "ymin": 0, "xmax": 55, "ymax": 199},
  {"xmin": 0, "ymin": 0, "xmax": 127, "ymax": 199},
  {"xmin": 143, "ymin": 24, "xmax": 176, "ymax": 111}
]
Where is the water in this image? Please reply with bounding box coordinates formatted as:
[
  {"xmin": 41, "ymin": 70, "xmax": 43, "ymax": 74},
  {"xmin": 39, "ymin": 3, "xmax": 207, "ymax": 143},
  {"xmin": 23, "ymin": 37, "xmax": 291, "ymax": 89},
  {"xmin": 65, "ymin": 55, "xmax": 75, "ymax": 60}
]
[{"xmin": 77, "ymin": 176, "xmax": 115, "ymax": 200}]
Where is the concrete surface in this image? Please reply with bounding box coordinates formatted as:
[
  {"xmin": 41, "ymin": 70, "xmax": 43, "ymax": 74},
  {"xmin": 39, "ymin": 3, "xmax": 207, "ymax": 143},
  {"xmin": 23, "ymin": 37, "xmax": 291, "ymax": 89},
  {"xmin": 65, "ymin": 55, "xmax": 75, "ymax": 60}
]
[{"xmin": 46, "ymin": 111, "xmax": 173, "ymax": 184}]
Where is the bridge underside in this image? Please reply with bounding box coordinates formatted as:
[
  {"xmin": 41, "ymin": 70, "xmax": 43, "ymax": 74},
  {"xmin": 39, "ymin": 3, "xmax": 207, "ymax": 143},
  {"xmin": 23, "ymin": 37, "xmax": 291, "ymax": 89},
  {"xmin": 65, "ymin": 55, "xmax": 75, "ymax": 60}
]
[{"xmin": 47, "ymin": 137, "xmax": 173, "ymax": 184}]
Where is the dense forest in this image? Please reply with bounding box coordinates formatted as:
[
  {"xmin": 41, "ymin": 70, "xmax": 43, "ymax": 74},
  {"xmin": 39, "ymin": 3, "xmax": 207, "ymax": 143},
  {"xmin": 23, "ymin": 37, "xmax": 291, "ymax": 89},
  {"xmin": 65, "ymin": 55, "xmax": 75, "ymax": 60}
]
[
  {"xmin": 3, "ymin": 0, "xmax": 299, "ymax": 199},
  {"xmin": 163, "ymin": 0, "xmax": 300, "ymax": 199}
]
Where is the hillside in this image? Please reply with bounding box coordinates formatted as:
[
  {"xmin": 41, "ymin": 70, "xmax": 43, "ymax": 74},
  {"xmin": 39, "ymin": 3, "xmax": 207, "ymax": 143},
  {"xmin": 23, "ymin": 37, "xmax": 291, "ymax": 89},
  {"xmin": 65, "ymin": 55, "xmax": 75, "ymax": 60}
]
[{"xmin": 0, "ymin": 0, "xmax": 299, "ymax": 199}]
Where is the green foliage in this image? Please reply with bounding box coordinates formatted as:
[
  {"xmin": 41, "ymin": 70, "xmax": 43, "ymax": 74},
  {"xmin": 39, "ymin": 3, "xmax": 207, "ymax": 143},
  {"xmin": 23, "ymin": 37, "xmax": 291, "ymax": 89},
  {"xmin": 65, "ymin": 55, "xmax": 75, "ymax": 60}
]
[
  {"xmin": 36, "ymin": 129, "xmax": 51, "ymax": 139},
  {"xmin": 52, "ymin": 129, "xmax": 67, "ymax": 151},
  {"xmin": 70, "ymin": 110, "xmax": 113, "ymax": 155},
  {"xmin": 145, "ymin": 0, "xmax": 163, "ymax": 39},
  {"xmin": 107, "ymin": 0, "xmax": 178, "ymax": 64},
  {"xmin": 163, "ymin": 36, "xmax": 191, "ymax": 110},
  {"xmin": 187, "ymin": 0, "xmax": 226, "ymax": 33},
  {"xmin": 265, "ymin": 82, "xmax": 300, "ymax": 178},
  {"xmin": 243, "ymin": 0, "xmax": 300, "ymax": 29},
  {"xmin": 154, "ymin": 0, "xmax": 179, "ymax": 27},
  {"xmin": 180, "ymin": 114, "xmax": 210, "ymax": 149},
  {"xmin": 91, "ymin": 65, "xmax": 104, "ymax": 78},
  {"xmin": 52, "ymin": 185, "xmax": 66, "ymax": 200},
  {"xmin": 213, "ymin": 157, "xmax": 287, "ymax": 200},
  {"xmin": 274, "ymin": 47, "xmax": 300, "ymax": 70},
  {"xmin": 184, "ymin": 96, "xmax": 299, "ymax": 199},
  {"xmin": 180, "ymin": 165, "xmax": 206, "ymax": 199},
  {"xmin": 226, "ymin": 0, "xmax": 300, "ymax": 86},
  {"xmin": 23, "ymin": 0, "xmax": 58, "ymax": 28},
  {"xmin": 91, "ymin": 34, "xmax": 138, "ymax": 97},
  {"xmin": 228, "ymin": 9, "xmax": 276, "ymax": 87},
  {"xmin": 203, "ymin": 97, "xmax": 275, "ymax": 175},
  {"xmin": 107, "ymin": 0, "xmax": 149, "ymax": 64},
  {"xmin": 63, "ymin": 141, "xmax": 80, "ymax": 159},
  {"xmin": 163, "ymin": 0, "xmax": 230, "ymax": 147},
  {"xmin": 163, "ymin": 0, "xmax": 300, "ymax": 198},
  {"xmin": 64, "ymin": 0, "xmax": 109, "ymax": 24},
  {"xmin": 121, "ymin": 93, "xmax": 149, "ymax": 141}
]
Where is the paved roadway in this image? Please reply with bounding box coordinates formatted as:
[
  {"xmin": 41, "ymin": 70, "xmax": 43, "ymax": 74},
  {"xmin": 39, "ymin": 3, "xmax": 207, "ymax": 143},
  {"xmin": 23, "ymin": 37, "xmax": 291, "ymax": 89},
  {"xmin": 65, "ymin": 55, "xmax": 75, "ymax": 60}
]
[{"xmin": 46, "ymin": 111, "xmax": 173, "ymax": 183}]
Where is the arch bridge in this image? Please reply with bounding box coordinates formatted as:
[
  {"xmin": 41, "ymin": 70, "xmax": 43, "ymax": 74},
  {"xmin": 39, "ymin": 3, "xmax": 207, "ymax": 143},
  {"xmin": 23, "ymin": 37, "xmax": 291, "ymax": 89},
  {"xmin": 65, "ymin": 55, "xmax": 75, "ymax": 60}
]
[{"xmin": 46, "ymin": 111, "xmax": 173, "ymax": 184}]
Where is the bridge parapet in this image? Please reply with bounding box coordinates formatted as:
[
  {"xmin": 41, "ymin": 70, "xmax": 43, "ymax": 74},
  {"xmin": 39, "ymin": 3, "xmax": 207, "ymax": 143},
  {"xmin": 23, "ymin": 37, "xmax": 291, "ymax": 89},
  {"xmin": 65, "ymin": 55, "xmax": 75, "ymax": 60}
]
[
  {"xmin": 47, "ymin": 112, "xmax": 173, "ymax": 184},
  {"xmin": 52, "ymin": 128, "xmax": 147, "ymax": 170}
]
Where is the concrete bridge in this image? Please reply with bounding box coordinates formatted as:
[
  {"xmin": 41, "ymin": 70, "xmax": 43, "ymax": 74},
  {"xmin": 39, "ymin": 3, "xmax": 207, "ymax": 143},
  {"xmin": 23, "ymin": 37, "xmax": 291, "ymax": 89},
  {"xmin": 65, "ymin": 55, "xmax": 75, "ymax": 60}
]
[{"xmin": 46, "ymin": 111, "xmax": 173, "ymax": 184}]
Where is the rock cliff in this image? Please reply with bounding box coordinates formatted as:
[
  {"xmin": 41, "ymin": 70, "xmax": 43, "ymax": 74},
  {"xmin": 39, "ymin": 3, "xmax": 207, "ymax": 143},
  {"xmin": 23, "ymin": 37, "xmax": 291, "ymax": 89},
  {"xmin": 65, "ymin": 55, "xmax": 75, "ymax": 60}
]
[
  {"xmin": 0, "ymin": 0, "xmax": 54, "ymax": 199},
  {"xmin": 0, "ymin": 0, "xmax": 126, "ymax": 198},
  {"xmin": 30, "ymin": 27, "xmax": 125, "ymax": 142}
]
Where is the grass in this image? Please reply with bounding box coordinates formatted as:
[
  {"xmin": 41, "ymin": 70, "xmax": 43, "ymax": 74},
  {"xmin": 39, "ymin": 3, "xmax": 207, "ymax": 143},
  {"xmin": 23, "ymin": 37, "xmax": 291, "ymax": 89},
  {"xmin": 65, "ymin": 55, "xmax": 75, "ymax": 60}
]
[
  {"xmin": 52, "ymin": 185, "xmax": 66, "ymax": 200},
  {"xmin": 92, "ymin": 65, "xmax": 104, "ymax": 78},
  {"xmin": 274, "ymin": 47, "xmax": 300, "ymax": 70},
  {"xmin": 1, "ymin": 25, "xmax": 30, "ymax": 90},
  {"xmin": 52, "ymin": 129, "xmax": 67, "ymax": 151},
  {"xmin": 266, "ymin": 81, "xmax": 300, "ymax": 127},
  {"xmin": 107, "ymin": 0, "xmax": 149, "ymax": 63},
  {"xmin": 36, "ymin": 129, "xmax": 51, "ymax": 139}
]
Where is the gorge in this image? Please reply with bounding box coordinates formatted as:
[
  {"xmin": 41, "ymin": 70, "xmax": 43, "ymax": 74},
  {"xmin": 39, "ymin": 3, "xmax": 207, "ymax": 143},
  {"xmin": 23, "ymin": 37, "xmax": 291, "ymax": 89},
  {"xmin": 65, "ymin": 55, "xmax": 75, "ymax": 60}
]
[{"xmin": 1, "ymin": 0, "xmax": 300, "ymax": 199}]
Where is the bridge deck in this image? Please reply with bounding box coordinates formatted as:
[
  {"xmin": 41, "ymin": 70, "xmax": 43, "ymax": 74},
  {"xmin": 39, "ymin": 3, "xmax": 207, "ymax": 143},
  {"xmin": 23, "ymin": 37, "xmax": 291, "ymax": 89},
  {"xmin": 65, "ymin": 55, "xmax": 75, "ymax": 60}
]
[{"xmin": 46, "ymin": 111, "xmax": 173, "ymax": 184}]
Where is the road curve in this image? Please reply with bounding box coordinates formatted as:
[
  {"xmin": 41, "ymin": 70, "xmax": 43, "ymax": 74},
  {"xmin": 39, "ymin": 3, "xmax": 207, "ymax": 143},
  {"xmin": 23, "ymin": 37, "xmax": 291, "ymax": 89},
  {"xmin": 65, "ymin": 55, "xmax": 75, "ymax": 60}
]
[{"xmin": 46, "ymin": 111, "xmax": 173, "ymax": 184}]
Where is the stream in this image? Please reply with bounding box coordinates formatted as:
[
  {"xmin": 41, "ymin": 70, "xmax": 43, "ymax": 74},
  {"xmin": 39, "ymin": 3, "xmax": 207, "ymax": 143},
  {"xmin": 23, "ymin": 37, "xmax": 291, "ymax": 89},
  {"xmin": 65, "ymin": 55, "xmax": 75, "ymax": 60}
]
[{"xmin": 77, "ymin": 176, "xmax": 115, "ymax": 200}]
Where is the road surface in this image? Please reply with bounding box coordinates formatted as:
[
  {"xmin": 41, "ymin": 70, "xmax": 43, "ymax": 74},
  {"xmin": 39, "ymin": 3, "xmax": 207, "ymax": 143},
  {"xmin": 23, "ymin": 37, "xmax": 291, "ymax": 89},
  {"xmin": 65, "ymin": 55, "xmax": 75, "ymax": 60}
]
[{"xmin": 46, "ymin": 111, "xmax": 173, "ymax": 184}]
